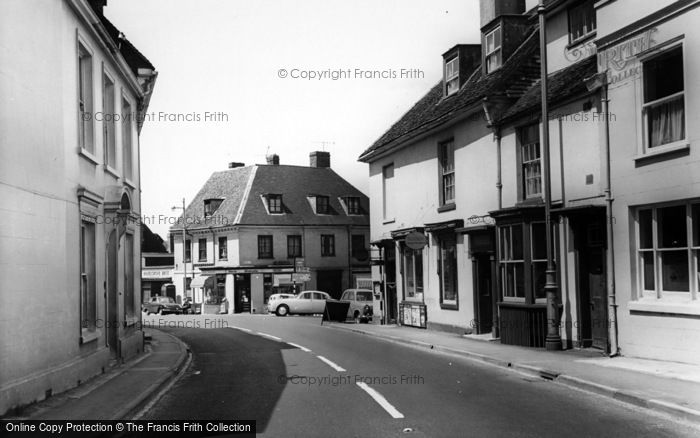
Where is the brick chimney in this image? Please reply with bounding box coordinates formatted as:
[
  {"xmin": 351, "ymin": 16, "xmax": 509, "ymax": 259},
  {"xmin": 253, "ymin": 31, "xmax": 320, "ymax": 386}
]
[
  {"xmin": 309, "ymin": 151, "xmax": 330, "ymax": 168},
  {"xmin": 228, "ymin": 162, "xmax": 245, "ymax": 169},
  {"xmin": 266, "ymin": 154, "xmax": 280, "ymax": 165}
]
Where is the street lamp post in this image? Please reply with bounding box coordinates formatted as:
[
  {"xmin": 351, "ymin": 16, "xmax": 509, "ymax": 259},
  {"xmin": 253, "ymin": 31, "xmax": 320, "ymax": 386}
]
[
  {"xmin": 538, "ymin": 0, "xmax": 562, "ymax": 350},
  {"xmin": 172, "ymin": 198, "xmax": 188, "ymax": 302}
]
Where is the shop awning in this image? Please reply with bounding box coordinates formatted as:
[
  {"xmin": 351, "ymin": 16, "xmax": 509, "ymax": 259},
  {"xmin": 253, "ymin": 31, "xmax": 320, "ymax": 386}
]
[
  {"xmin": 424, "ymin": 219, "xmax": 464, "ymax": 233},
  {"xmin": 190, "ymin": 275, "xmax": 210, "ymax": 288}
]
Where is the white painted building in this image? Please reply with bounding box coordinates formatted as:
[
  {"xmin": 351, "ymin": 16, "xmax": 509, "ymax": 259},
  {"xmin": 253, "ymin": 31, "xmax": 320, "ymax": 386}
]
[{"xmin": 0, "ymin": 0, "xmax": 157, "ymax": 413}]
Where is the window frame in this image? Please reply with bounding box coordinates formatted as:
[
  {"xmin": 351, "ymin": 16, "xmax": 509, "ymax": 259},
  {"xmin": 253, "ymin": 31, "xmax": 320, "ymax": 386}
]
[
  {"xmin": 316, "ymin": 195, "xmax": 330, "ymax": 215},
  {"xmin": 258, "ymin": 235, "xmax": 273, "ymax": 259},
  {"xmin": 321, "ymin": 234, "xmax": 335, "ymax": 257},
  {"xmin": 198, "ymin": 238, "xmax": 208, "ymax": 262},
  {"xmin": 287, "ymin": 235, "xmax": 303, "ymax": 258},
  {"xmin": 485, "ymin": 26, "xmax": 502, "ymax": 73},
  {"xmin": 121, "ymin": 94, "xmax": 134, "ymax": 182},
  {"xmin": 351, "ymin": 234, "xmax": 366, "ymax": 260},
  {"xmin": 77, "ymin": 38, "xmax": 95, "ymax": 156},
  {"xmin": 185, "ymin": 239, "xmax": 191, "ymax": 263},
  {"xmin": 401, "ymin": 244, "xmax": 424, "ymax": 301},
  {"xmin": 204, "ymin": 198, "xmax": 224, "ymax": 217},
  {"xmin": 444, "ymin": 56, "xmax": 459, "ymax": 96},
  {"xmin": 218, "ymin": 236, "xmax": 228, "ymax": 260},
  {"xmin": 640, "ymin": 44, "xmax": 686, "ymax": 153},
  {"xmin": 439, "ymin": 139, "xmax": 456, "ymax": 206},
  {"xmin": 345, "ymin": 196, "xmax": 362, "ymax": 215},
  {"xmin": 437, "ymin": 233, "xmax": 459, "ymax": 309},
  {"xmin": 519, "ymin": 124, "xmax": 542, "ymax": 200},
  {"xmin": 267, "ymin": 194, "xmax": 283, "ymax": 214},
  {"xmin": 102, "ymin": 68, "xmax": 117, "ymax": 171},
  {"xmin": 567, "ymin": 0, "xmax": 597, "ymax": 45},
  {"xmin": 635, "ymin": 201, "xmax": 699, "ymax": 301},
  {"xmin": 124, "ymin": 232, "xmax": 135, "ymax": 319},
  {"xmin": 80, "ymin": 218, "xmax": 97, "ymax": 338}
]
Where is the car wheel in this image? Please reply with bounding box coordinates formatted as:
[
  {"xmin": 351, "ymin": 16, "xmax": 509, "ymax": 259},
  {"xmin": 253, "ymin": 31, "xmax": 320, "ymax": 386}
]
[{"xmin": 276, "ymin": 305, "xmax": 289, "ymax": 317}]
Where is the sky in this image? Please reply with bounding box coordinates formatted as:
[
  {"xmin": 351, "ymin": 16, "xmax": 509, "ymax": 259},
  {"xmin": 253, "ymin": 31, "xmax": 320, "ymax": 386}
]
[{"xmin": 105, "ymin": 0, "xmax": 537, "ymax": 239}]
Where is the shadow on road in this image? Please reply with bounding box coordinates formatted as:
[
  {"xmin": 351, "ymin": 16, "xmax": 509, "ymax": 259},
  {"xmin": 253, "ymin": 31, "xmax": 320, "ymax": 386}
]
[{"xmin": 142, "ymin": 327, "xmax": 294, "ymax": 433}]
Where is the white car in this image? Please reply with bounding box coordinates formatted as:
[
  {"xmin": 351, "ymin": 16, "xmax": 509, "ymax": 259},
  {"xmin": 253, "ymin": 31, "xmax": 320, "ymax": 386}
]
[
  {"xmin": 267, "ymin": 293, "xmax": 295, "ymax": 313},
  {"xmin": 269, "ymin": 291, "xmax": 331, "ymax": 316}
]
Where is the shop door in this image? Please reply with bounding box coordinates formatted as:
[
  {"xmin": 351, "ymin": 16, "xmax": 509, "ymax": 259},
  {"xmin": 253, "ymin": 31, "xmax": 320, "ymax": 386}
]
[
  {"xmin": 588, "ymin": 246, "xmax": 608, "ymax": 350},
  {"xmin": 577, "ymin": 220, "xmax": 608, "ymax": 350},
  {"xmin": 316, "ymin": 270, "xmax": 343, "ymax": 300},
  {"xmin": 473, "ymin": 254, "xmax": 493, "ymax": 334},
  {"xmin": 234, "ymin": 274, "xmax": 251, "ymax": 313},
  {"xmin": 106, "ymin": 231, "xmax": 118, "ymax": 359}
]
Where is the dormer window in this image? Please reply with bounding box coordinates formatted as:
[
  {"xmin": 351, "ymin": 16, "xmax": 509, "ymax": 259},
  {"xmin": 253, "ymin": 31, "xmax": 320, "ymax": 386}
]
[
  {"xmin": 316, "ymin": 196, "xmax": 330, "ymax": 215},
  {"xmin": 445, "ymin": 56, "xmax": 459, "ymax": 96},
  {"xmin": 568, "ymin": 0, "xmax": 596, "ymax": 44},
  {"xmin": 485, "ymin": 27, "xmax": 502, "ymax": 73},
  {"xmin": 267, "ymin": 194, "xmax": 283, "ymax": 214},
  {"xmin": 345, "ymin": 196, "xmax": 361, "ymax": 215},
  {"xmin": 204, "ymin": 198, "xmax": 223, "ymax": 217}
]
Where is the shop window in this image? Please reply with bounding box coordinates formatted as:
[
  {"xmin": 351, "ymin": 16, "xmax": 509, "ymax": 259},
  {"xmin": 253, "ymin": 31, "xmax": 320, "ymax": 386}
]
[
  {"xmin": 438, "ymin": 234, "xmax": 458, "ymax": 307},
  {"xmin": 218, "ymin": 236, "xmax": 227, "ymax": 260},
  {"xmin": 258, "ymin": 235, "xmax": 273, "ymax": 259},
  {"xmin": 321, "ymin": 234, "xmax": 335, "ymax": 257},
  {"xmin": 500, "ymin": 225, "xmax": 524, "ymax": 300},
  {"xmin": 198, "ymin": 238, "xmax": 207, "ymax": 262},
  {"xmin": 637, "ymin": 202, "xmax": 699, "ymax": 298},
  {"xmin": 402, "ymin": 245, "xmax": 424, "ymax": 300},
  {"xmin": 485, "ymin": 26, "xmax": 502, "ymax": 73},
  {"xmin": 439, "ymin": 140, "xmax": 455, "ymax": 206},
  {"xmin": 288, "ymin": 235, "xmax": 302, "ymax": 258},
  {"xmin": 643, "ymin": 47, "xmax": 685, "ymax": 149},
  {"xmin": 568, "ymin": 0, "xmax": 596, "ymax": 44}
]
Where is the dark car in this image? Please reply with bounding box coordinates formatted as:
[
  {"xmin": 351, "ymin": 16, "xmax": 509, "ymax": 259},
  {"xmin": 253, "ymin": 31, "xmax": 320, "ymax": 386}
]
[{"xmin": 142, "ymin": 296, "xmax": 182, "ymax": 315}]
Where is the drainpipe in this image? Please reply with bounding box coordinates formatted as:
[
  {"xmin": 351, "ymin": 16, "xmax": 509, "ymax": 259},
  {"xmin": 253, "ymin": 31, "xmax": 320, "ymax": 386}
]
[{"xmin": 602, "ymin": 76, "xmax": 619, "ymax": 357}]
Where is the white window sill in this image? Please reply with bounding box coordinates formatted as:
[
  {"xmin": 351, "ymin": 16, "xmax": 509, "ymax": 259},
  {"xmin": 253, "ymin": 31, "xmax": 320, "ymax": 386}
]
[
  {"xmin": 634, "ymin": 141, "xmax": 689, "ymax": 163},
  {"xmin": 79, "ymin": 148, "xmax": 100, "ymax": 165},
  {"xmin": 104, "ymin": 165, "xmax": 120, "ymax": 179},
  {"xmin": 80, "ymin": 328, "xmax": 102, "ymax": 344},
  {"xmin": 628, "ymin": 299, "xmax": 700, "ymax": 316},
  {"xmin": 382, "ymin": 218, "xmax": 396, "ymax": 225}
]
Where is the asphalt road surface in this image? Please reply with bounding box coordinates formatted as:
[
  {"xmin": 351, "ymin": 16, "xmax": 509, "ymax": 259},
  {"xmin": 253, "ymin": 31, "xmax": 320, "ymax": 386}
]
[{"xmin": 140, "ymin": 314, "xmax": 700, "ymax": 438}]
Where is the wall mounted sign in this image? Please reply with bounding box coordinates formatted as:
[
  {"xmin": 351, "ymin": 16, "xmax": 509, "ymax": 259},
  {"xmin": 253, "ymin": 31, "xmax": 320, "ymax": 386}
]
[{"xmin": 405, "ymin": 231, "xmax": 427, "ymax": 250}]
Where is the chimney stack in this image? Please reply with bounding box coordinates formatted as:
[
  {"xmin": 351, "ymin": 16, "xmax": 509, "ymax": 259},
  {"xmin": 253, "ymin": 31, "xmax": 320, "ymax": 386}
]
[
  {"xmin": 266, "ymin": 154, "xmax": 280, "ymax": 165},
  {"xmin": 480, "ymin": 0, "xmax": 525, "ymax": 28},
  {"xmin": 310, "ymin": 151, "xmax": 330, "ymax": 168},
  {"xmin": 228, "ymin": 162, "xmax": 245, "ymax": 169},
  {"xmin": 88, "ymin": 0, "xmax": 107, "ymax": 16}
]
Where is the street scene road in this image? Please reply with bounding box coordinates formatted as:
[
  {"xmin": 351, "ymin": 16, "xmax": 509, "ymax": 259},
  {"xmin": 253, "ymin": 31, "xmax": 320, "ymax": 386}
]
[{"xmin": 138, "ymin": 314, "xmax": 700, "ymax": 437}]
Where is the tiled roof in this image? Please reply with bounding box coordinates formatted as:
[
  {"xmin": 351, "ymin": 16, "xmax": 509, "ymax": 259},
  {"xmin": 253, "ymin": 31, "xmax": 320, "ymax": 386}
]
[
  {"xmin": 171, "ymin": 165, "xmax": 369, "ymax": 232},
  {"xmin": 99, "ymin": 15, "xmax": 156, "ymax": 75},
  {"xmin": 358, "ymin": 28, "xmax": 540, "ymax": 163},
  {"xmin": 497, "ymin": 55, "xmax": 597, "ymax": 123}
]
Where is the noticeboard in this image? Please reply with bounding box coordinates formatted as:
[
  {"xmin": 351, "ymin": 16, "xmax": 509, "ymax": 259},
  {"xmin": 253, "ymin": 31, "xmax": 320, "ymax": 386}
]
[{"xmin": 399, "ymin": 302, "xmax": 427, "ymax": 328}]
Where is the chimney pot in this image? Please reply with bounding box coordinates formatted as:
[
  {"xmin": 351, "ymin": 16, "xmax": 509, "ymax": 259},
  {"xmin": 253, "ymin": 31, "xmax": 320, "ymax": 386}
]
[
  {"xmin": 310, "ymin": 151, "xmax": 330, "ymax": 168},
  {"xmin": 266, "ymin": 154, "xmax": 280, "ymax": 165}
]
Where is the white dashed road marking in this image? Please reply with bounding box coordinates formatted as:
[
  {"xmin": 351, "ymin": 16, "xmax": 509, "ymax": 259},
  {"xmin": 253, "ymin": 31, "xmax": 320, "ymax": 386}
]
[
  {"xmin": 356, "ymin": 382, "xmax": 405, "ymax": 419},
  {"xmin": 287, "ymin": 342, "xmax": 312, "ymax": 352},
  {"xmin": 316, "ymin": 355, "xmax": 347, "ymax": 372}
]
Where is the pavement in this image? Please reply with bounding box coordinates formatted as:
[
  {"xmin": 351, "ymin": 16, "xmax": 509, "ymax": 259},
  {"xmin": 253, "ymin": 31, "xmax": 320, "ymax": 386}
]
[
  {"xmin": 323, "ymin": 322, "xmax": 700, "ymax": 424},
  {"xmin": 4, "ymin": 318, "xmax": 699, "ymax": 425},
  {"xmin": 3, "ymin": 329, "xmax": 190, "ymax": 421}
]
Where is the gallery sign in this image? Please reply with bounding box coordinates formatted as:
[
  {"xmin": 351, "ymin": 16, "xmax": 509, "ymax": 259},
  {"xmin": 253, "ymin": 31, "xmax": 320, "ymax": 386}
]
[{"xmin": 598, "ymin": 28, "xmax": 657, "ymax": 84}]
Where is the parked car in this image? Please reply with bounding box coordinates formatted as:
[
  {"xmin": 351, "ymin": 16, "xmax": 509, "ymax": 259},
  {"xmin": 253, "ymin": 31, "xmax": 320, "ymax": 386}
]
[
  {"xmin": 267, "ymin": 293, "xmax": 295, "ymax": 313},
  {"xmin": 269, "ymin": 291, "xmax": 331, "ymax": 316},
  {"xmin": 142, "ymin": 296, "xmax": 183, "ymax": 315},
  {"xmin": 339, "ymin": 289, "xmax": 375, "ymax": 323}
]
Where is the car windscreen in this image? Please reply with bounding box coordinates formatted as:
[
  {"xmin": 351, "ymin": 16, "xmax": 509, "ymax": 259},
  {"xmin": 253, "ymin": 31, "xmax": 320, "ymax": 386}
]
[{"xmin": 356, "ymin": 292, "xmax": 373, "ymax": 301}]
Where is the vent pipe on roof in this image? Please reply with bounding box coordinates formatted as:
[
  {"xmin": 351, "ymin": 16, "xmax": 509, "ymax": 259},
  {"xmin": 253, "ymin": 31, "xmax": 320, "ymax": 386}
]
[
  {"xmin": 228, "ymin": 162, "xmax": 245, "ymax": 169},
  {"xmin": 310, "ymin": 151, "xmax": 330, "ymax": 168},
  {"xmin": 266, "ymin": 154, "xmax": 280, "ymax": 165}
]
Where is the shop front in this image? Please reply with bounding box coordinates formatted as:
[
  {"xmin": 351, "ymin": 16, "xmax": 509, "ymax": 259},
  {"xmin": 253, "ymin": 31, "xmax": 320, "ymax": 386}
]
[{"xmin": 392, "ymin": 228, "xmax": 428, "ymax": 329}]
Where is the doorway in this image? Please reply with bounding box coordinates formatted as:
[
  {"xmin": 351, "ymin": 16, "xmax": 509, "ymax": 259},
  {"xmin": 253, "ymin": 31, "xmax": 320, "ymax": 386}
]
[
  {"xmin": 316, "ymin": 270, "xmax": 343, "ymax": 300},
  {"xmin": 106, "ymin": 231, "xmax": 118, "ymax": 359},
  {"xmin": 234, "ymin": 274, "xmax": 251, "ymax": 313},
  {"xmin": 576, "ymin": 217, "xmax": 608, "ymax": 350},
  {"xmin": 472, "ymin": 254, "xmax": 493, "ymax": 334}
]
